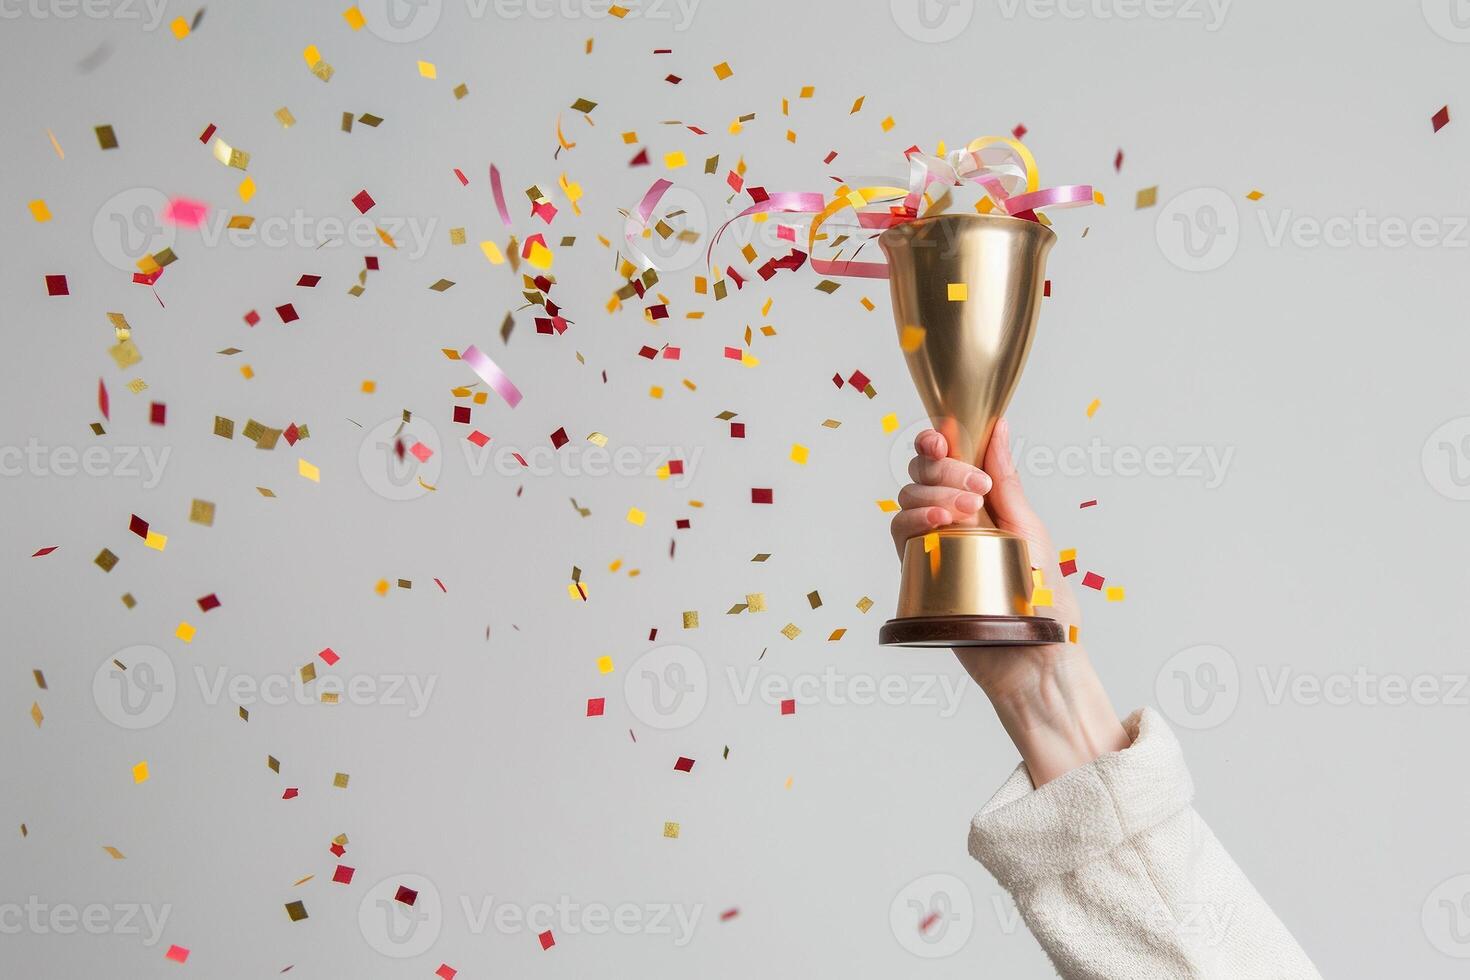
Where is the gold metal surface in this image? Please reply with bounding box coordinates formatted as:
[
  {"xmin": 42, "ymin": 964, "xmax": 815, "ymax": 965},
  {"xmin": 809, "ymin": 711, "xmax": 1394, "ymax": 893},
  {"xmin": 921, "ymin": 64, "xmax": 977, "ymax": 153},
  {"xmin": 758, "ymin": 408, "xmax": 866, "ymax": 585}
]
[{"xmin": 879, "ymin": 214, "xmax": 1060, "ymax": 645}]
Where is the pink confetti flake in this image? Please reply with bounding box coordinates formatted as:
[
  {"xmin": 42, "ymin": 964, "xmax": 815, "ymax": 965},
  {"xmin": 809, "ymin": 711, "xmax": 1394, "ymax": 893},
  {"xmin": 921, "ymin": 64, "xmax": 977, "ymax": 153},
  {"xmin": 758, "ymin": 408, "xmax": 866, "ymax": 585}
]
[
  {"xmin": 409, "ymin": 441, "xmax": 434, "ymax": 463},
  {"xmin": 319, "ymin": 648, "xmax": 340, "ymax": 666},
  {"xmin": 165, "ymin": 945, "xmax": 190, "ymax": 964},
  {"xmin": 164, "ymin": 197, "xmax": 209, "ymax": 228}
]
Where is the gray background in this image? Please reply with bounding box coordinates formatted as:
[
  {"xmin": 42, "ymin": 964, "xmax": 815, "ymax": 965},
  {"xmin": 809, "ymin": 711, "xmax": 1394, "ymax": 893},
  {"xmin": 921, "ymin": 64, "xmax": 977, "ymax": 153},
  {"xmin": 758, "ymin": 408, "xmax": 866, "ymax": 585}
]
[{"xmin": 4, "ymin": 0, "xmax": 1470, "ymax": 976}]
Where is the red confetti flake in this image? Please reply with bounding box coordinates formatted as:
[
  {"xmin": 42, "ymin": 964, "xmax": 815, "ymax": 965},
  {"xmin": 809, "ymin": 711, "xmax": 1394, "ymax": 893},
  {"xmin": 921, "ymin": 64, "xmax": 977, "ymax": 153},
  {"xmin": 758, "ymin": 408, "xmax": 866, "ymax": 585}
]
[
  {"xmin": 665, "ymin": 74, "xmax": 682, "ymax": 84},
  {"xmin": 663, "ymin": 346, "xmax": 680, "ymax": 359},
  {"xmin": 1012, "ymin": 123, "xmax": 1027, "ymax": 139},
  {"xmin": 823, "ymin": 150, "xmax": 838, "ymax": 164},
  {"xmin": 282, "ymin": 788, "xmax": 299, "ymax": 800},
  {"xmin": 165, "ymin": 944, "xmax": 190, "ymax": 964},
  {"xmin": 550, "ymin": 427, "xmax": 569, "ymax": 450},
  {"xmin": 674, "ymin": 756, "xmax": 694, "ymax": 772},
  {"xmin": 319, "ymin": 648, "xmax": 340, "ymax": 666},
  {"xmin": 365, "ymin": 256, "xmax": 380, "ymax": 271},
  {"xmin": 675, "ymin": 518, "xmax": 690, "ymax": 530},
  {"xmin": 329, "ymin": 842, "xmax": 345, "ymax": 857},
  {"xmin": 1079, "ymin": 499, "xmax": 1098, "ymax": 509},
  {"xmin": 433, "ymin": 578, "xmax": 447, "ymax": 592},
  {"xmin": 638, "ymin": 345, "xmax": 658, "ymax": 359},
  {"xmin": 511, "ymin": 452, "xmax": 527, "ymax": 467},
  {"xmin": 197, "ymin": 593, "xmax": 221, "ymax": 612},
  {"xmin": 720, "ymin": 908, "xmax": 740, "ymax": 922},
  {"xmin": 244, "ymin": 309, "xmax": 260, "ymax": 326},
  {"xmin": 394, "ymin": 886, "xmax": 418, "ymax": 906},
  {"xmin": 31, "ymin": 547, "xmax": 58, "ymax": 558},
  {"xmin": 453, "ymin": 168, "xmax": 468, "ymax": 186},
  {"xmin": 276, "ymin": 303, "xmax": 299, "ymax": 324},
  {"xmin": 351, "ymin": 189, "xmax": 375, "ymax": 213},
  {"xmin": 647, "ymin": 304, "xmax": 669, "ymax": 320},
  {"xmin": 332, "ymin": 864, "xmax": 355, "ymax": 884},
  {"xmin": 727, "ymin": 171, "xmax": 744, "ymax": 193},
  {"xmin": 149, "ymin": 402, "xmax": 167, "ymax": 426},
  {"xmin": 296, "ymin": 274, "xmax": 321, "ymax": 288},
  {"xmin": 453, "ymin": 405, "xmax": 471, "ymax": 423},
  {"xmin": 668, "ymin": 459, "xmax": 684, "ymax": 475},
  {"xmin": 198, "ymin": 123, "xmax": 216, "ymax": 143},
  {"xmin": 1081, "ymin": 571, "xmax": 1105, "ymax": 590},
  {"xmin": 1060, "ymin": 559, "xmax": 1078, "ymax": 577},
  {"xmin": 628, "ymin": 148, "xmax": 649, "ymax": 166},
  {"xmin": 435, "ymin": 966, "xmax": 457, "ymax": 980},
  {"xmin": 45, "ymin": 274, "xmax": 69, "ymax": 296},
  {"xmin": 1114, "ymin": 149, "xmax": 1124, "ymax": 172},
  {"xmin": 538, "ymin": 930, "xmax": 555, "ymax": 951},
  {"xmin": 133, "ymin": 269, "xmax": 162, "ymax": 286},
  {"xmin": 648, "ymin": 628, "xmax": 658, "ymax": 641},
  {"xmin": 780, "ymin": 698, "xmax": 795, "ymax": 715},
  {"xmin": 98, "ymin": 379, "xmax": 109, "ymax": 420},
  {"xmin": 283, "ymin": 422, "xmax": 300, "ymax": 446},
  {"xmin": 751, "ymin": 488, "xmax": 773, "ymax": 504},
  {"xmin": 847, "ymin": 370, "xmax": 870, "ymax": 390},
  {"xmin": 586, "ymin": 697, "xmax": 605, "ymax": 717},
  {"xmin": 467, "ymin": 430, "xmax": 490, "ymax": 447},
  {"xmin": 129, "ymin": 514, "xmax": 149, "ymax": 538},
  {"xmin": 920, "ymin": 910, "xmax": 941, "ymax": 933},
  {"xmin": 730, "ymin": 422, "xmax": 746, "ymax": 438},
  {"xmin": 724, "ymin": 346, "xmax": 742, "ymax": 360},
  {"xmin": 1433, "ymin": 105, "xmax": 1451, "ymax": 133},
  {"xmin": 1043, "ymin": 280, "xmax": 1051, "ymax": 297}
]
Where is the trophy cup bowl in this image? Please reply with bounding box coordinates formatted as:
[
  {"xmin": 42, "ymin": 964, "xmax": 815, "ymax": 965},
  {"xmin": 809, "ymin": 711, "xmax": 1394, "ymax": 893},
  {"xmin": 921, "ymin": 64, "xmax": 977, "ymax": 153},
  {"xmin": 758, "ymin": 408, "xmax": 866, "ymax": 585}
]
[{"xmin": 877, "ymin": 213, "xmax": 1065, "ymax": 648}]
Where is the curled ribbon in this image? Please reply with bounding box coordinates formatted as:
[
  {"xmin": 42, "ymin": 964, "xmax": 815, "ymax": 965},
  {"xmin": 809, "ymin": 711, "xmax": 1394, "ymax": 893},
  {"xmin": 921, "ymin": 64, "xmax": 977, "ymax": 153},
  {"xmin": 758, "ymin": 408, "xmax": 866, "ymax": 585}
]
[{"xmin": 692, "ymin": 136, "xmax": 1097, "ymax": 280}]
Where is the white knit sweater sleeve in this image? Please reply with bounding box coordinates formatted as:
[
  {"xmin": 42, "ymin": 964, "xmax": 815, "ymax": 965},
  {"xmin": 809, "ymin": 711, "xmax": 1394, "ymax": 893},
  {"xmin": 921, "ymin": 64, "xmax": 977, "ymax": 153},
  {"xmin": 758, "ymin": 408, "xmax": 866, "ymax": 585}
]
[{"xmin": 968, "ymin": 708, "xmax": 1321, "ymax": 980}]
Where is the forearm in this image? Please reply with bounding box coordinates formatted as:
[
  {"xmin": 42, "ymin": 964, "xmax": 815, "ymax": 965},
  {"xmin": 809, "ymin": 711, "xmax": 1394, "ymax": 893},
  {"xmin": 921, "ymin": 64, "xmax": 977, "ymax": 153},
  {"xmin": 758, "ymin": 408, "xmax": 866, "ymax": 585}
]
[{"xmin": 972, "ymin": 648, "xmax": 1131, "ymax": 786}]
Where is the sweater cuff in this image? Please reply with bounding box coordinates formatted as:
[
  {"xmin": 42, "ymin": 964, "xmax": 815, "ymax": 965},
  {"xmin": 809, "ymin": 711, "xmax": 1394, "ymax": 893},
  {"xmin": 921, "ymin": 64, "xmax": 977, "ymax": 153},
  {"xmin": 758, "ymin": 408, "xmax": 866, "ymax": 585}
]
[{"xmin": 968, "ymin": 708, "xmax": 1194, "ymax": 892}]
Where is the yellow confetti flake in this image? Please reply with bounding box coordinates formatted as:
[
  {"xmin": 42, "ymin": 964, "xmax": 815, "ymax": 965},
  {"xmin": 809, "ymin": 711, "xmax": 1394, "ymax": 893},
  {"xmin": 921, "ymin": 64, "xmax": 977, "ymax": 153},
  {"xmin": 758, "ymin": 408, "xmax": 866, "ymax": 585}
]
[
  {"xmin": 1068, "ymin": 624, "xmax": 1080, "ymax": 643},
  {"xmin": 1136, "ymin": 186, "xmax": 1158, "ymax": 209},
  {"xmin": 586, "ymin": 431, "xmax": 608, "ymax": 447},
  {"xmin": 596, "ymin": 655, "xmax": 614, "ymax": 674},
  {"xmin": 102, "ymin": 846, "xmax": 125, "ymax": 860},
  {"xmin": 374, "ymin": 579, "xmax": 390, "ymax": 596},
  {"xmin": 1059, "ymin": 548, "xmax": 1077, "ymax": 562},
  {"xmin": 360, "ymin": 380, "xmax": 376, "ymax": 394},
  {"xmin": 923, "ymin": 532, "xmax": 940, "ymax": 553},
  {"xmin": 663, "ymin": 821, "xmax": 681, "ymax": 838},
  {"xmin": 28, "ymin": 200, "xmax": 51, "ymax": 222},
  {"xmin": 880, "ymin": 413, "xmax": 899, "ymax": 434},
  {"xmin": 1086, "ymin": 398, "xmax": 1101, "ymax": 418},
  {"xmin": 417, "ymin": 60, "xmax": 437, "ymax": 79},
  {"xmin": 343, "ymin": 5, "xmax": 365, "ymax": 29},
  {"xmin": 303, "ymin": 44, "xmax": 322, "ymax": 67},
  {"xmin": 1030, "ymin": 587, "xmax": 1054, "ymax": 607},
  {"xmin": 881, "ymin": 115, "xmax": 895, "ymax": 132},
  {"xmin": 1105, "ymin": 586, "xmax": 1126, "ymax": 602},
  {"xmin": 828, "ymin": 629, "xmax": 846, "ymax": 641},
  {"xmin": 947, "ymin": 282, "xmax": 968, "ymax": 301},
  {"xmin": 480, "ymin": 240, "xmax": 505, "ymax": 264},
  {"xmin": 899, "ymin": 325, "xmax": 926, "ymax": 352},
  {"xmin": 132, "ymin": 761, "xmax": 149, "ymax": 784},
  {"xmin": 664, "ymin": 151, "xmax": 687, "ymax": 169},
  {"xmin": 170, "ymin": 16, "xmax": 189, "ymax": 38},
  {"xmin": 785, "ymin": 775, "xmax": 794, "ymax": 790},
  {"xmin": 626, "ymin": 507, "xmax": 646, "ymax": 526},
  {"xmin": 790, "ymin": 444, "xmax": 809, "ymax": 465},
  {"xmin": 274, "ymin": 107, "xmax": 296, "ymax": 128},
  {"xmin": 239, "ymin": 177, "xmax": 256, "ymax": 203},
  {"xmin": 526, "ymin": 240, "xmax": 554, "ymax": 270},
  {"xmin": 712, "ymin": 61, "xmax": 732, "ymax": 79},
  {"xmin": 876, "ymin": 499, "xmax": 899, "ymax": 513},
  {"xmin": 682, "ymin": 611, "xmax": 699, "ymax": 629},
  {"xmin": 621, "ymin": 130, "xmax": 639, "ymax": 144},
  {"xmin": 175, "ymin": 621, "xmax": 196, "ymax": 643},
  {"xmin": 144, "ymin": 530, "xmax": 167, "ymax": 551},
  {"xmin": 1246, "ymin": 189, "xmax": 1264, "ymax": 201},
  {"xmin": 298, "ymin": 458, "xmax": 321, "ymax": 482},
  {"xmin": 30, "ymin": 702, "xmax": 43, "ymax": 728}
]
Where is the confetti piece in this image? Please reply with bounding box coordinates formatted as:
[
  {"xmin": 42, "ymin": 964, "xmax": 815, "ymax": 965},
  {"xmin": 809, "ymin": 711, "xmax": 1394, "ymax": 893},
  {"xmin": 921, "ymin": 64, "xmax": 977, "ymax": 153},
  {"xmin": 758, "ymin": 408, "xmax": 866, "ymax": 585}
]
[
  {"xmin": 1246, "ymin": 189, "xmax": 1264, "ymax": 201},
  {"xmin": 418, "ymin": 60, "xmax": 437, "ymax": 79},
  {"xmin": 1081, "ymin": 571, "xmax": 1105, "ymax": 590},
  {"xmin": 298, "ymin": 458, "xmax": 321, "ymax": 482},
  {"xmin": 176, "ymin": 622, "xmax": 195, "ymax": 643},
  {"xmin": 1086, "ymin": 398, "xmax": 1101, "ymax": 418},
  {"xmin": 461, "ymin": 345, "xmax": 523, "ymax": 408},
  {"xmin": 1135, "ymin": 186, "xmax": 1158, "ymax": 209},
  {"xmin": 790, "ymin": 444, "xmax": 809, "ymax": 464},
  {"xmin": 663, "ymin": 821, "xmax": 681, "ymax": 838},
  {"xmin": 343, "ymin": 5, "xmax": 365, "ymax": 29},
  {"xmin": 165, "ymin": 945, "xmax": 189, "ymax": 964},
  {"xmin": 713, "ymin": 61, "xmax": 732, "ymax": 79},
  {"xmin": 132, "ymin": 761, "xmax": 149, "ymax": 784},
  {"xmin": 780, "ymin": 698, "xmax": 796, "ymax": 715},
  {"xmin": 285, "ymin": 901, "xmax": 308, "ymax": 922},
  {"xmin": 947, "ymin": 282, "xmax": 968, "ymax": 301},
  {"xmin": 876, "ymin": 499, "xmax": 899, "ymax": 513},
  {"xmin": 1433, "ymin": 105, "xmax": 1451, "ymax": 133},
  {"xmin": 539, "ymin": 930, "xmax": 556, "ymax": 950},
  {"xmin": 586, "ymin": 697, "xmax": 605, "ymax": 717},
  {"xmin": 30, "ymin": 702, "xmax": 43, "ymax": 728},
  {"xmin": 1105, "ymin": 586, "xmax": 1126, "ymax": 601},
  {"xmin": 28, "ymin": 200, "xmax": 51, "ymax": 222}
]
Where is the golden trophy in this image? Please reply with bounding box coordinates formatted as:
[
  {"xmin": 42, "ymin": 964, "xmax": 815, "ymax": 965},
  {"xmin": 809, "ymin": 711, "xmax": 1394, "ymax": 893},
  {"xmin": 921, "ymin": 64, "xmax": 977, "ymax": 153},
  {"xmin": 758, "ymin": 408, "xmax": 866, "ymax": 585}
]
[{"xmin": 878, "ymin": 213, "xmax": 1064, "ymax": 647}]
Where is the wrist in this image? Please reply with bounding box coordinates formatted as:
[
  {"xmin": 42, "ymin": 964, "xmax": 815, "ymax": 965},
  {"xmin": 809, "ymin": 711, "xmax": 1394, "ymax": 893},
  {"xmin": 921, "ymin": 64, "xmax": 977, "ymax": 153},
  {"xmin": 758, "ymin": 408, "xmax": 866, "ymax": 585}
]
[{"xmin": 976, "ymin": 651, "xmax": 1131, "ymax": 786}]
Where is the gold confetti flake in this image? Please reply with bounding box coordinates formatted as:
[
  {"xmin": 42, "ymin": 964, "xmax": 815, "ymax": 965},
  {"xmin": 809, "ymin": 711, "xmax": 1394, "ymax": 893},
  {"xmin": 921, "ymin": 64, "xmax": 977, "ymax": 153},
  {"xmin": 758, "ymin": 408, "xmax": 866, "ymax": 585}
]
[
  {"xmin": 712, "ymin": 61, "xmax": 732, "ymax": 79},
  {"xmin": 267, "ymin": 756, "xmax": 280, "ymax": 772},
  {"xmin": 189, "ymin": 499, "xmax": 215, "ymax": 526},
  {"xmin": 95, "ymin": 548, "xmax": 118, "ymax": 572},
  {"xmin": 29, "ymin": 702, "xmax": 43, "ymax": 728},
  {"xmin": 33, "ymin": 670, "xmax": 46, "ymax": 689},
  {"xmin": 95, "ymin": 124, "xmax": 118, "ymax": 150},
  {"xmin": 745, "ymin": 593, "xmax": 767, "ymax": 612},
  {"xmin": 284, "ymin": 900, "xmax": 308, "ymax": 922},
  {"xmin": 333, "ymin": 772, "xmax": 349, "ymax": 789},
  {"xmin": 449, "ymin": 227, "xmax": 466, "ymax": 245},
  {"xmin": 663, "ymin": 821, "xmax": 681, "ymax": 838},
  {"xmin": 1135, "ymin": 186, "xmax": 1158, "ymax": 209},
  {"xmin": 682, "ymin": 611, "xmax": 700, "ymax": 629},
  {"xmin": 828, "ymin": 629, "xmax": 846, "ymax": 641},
  {"xmin": 102, "ymin": 846, "xmax": 125, "ymax": 860},
  {"xmin": 274, "ymin": 107, "xmax": 296, "ymax": 128},
  {"xmin": 806, "ymin": 591, "xmax": 822, "ymax": 609},
  {"xmin": 780, "ymin": 623, "xmax": 802, "ymax": 640},
  {"xmin": 856, "ymin": 596, "xmax": 874, "ymax": 613},
  {"xmin": 300, "ymin": 663, "xmax": 317, "ymax": 683}
]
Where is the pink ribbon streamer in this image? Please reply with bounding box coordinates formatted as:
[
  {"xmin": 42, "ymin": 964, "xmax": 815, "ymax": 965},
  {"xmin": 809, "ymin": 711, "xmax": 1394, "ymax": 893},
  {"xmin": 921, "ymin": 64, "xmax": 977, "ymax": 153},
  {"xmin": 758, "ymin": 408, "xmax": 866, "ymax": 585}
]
[
  {"xmin": 461, "ymin": 345, "xmax": 523, "ymax": 408},
  {"xmin": 489, "ymin": 164, "xmax": 512, "ymax": 229}
]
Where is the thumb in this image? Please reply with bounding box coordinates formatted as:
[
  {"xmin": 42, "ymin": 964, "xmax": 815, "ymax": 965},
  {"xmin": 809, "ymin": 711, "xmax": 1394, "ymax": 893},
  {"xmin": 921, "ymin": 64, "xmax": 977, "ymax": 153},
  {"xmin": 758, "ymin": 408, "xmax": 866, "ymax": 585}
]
[{"xmin": 982, "ymin": 419, "xmax": 1051, "ymax": 553}]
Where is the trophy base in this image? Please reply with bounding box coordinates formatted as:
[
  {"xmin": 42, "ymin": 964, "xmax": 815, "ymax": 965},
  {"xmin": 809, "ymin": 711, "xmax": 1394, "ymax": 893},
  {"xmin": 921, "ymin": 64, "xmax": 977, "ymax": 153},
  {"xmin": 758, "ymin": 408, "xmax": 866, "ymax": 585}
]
[
  {"xmin": 881, "ymin": 526, "xmax": 1064, "ymax": 648},
  {"xmin": 879, "ymin": 614, "xmax": 1065, "ymax": 647}
]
